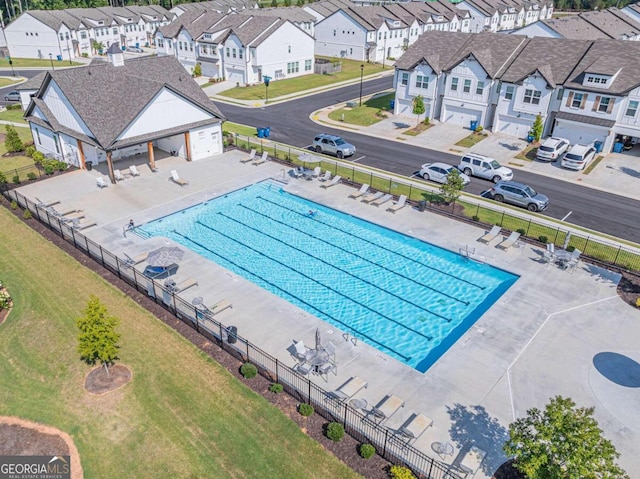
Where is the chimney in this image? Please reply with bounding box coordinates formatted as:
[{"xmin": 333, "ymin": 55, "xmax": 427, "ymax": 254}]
[{"xmin": 106, "ymin": 42, "xmax": 125, "ymax": 67}]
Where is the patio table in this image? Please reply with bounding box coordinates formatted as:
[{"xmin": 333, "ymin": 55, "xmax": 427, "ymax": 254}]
[
  {"xmin": 305, "ymin": 348, "xmax": 330, "ymax": 372},
  {"xmin": 554, "ymin": 249, "xmax": 572, "ymax": 268}
]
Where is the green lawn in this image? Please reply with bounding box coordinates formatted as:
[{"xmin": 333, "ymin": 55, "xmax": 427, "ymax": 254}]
[
  {"xmin": 0, "ymin": 126, "xmax": 37, "ymax": 178},
  {"xmin": 0, "ymin": 78, "xmax": 21, "ymax": 88},
  {"xmin": 219, "ymin": 58, "xmax": 390, "ymax": 101},
  {"xmin": 0, "ymin": 108, "xmax": 28, "ymax": 124},
  {"xmin": 327, "ymin": 93, "xmax": 395, "ymax": 126},
  {"xmin": 0, "ymin": 58, "xmax": 83, "ymax": 68},
  {"xmin": 455, "ymin": 132, "xmax": 486, "ymax": 148},
  {"xmin": 0, "ymin": 208, "xmax": 362, "ymax": 479}
]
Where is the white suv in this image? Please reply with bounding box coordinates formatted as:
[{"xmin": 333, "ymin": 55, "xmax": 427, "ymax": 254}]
[
  {"xmin": 458, "ymin": 153, "xmax": 513, "ymax": 183},
  {"xmin": 560, "ymin": 144, "xmax": 596, "ymax": 170},
  {"xmin": 536, "ymin": 137, "xmax": 570, "ymax": 162}
]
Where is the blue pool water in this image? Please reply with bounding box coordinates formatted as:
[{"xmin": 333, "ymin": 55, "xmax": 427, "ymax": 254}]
[{"xmin": 139, "ymin": 182, "xmax": 518, "ymax": 372}]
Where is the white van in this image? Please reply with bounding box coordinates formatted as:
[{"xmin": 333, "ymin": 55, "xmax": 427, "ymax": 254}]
[{"xmin": 457, "ymin": 153, "xmax": 513, "ymax": 183}]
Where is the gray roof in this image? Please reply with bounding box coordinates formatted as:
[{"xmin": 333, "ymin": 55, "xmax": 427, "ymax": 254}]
[
  {"xmin": 173, "ymin": 0, "xmax": 258, "ymax": 15},
  {"xmin": 250, "ymin": 6, "xmax": 315, "ymax": 23},
  {"xmin": 395, "ymin": 31, "xmax": 474, "ymax": 73},
  {"xmin": 16, "ymin": 72, "xmax": 47, "ymax": 91},
  {"xmin": 25, "ymin": 55, "xmax": 224, "ymax": 150},
  {"xmin": 555, "ymin": 111, "xmax": 616, "ymax": 127},
  {"xmin": 537, "ymin": 16, "xmax": 612, "ymax": 40},
  {"xmin": 158, "ymin": 10, "xmax": 211, "ymax": 38},
  {"xmin": 579, "ymin": 8, "xmax": 640, "ymax": 39}
]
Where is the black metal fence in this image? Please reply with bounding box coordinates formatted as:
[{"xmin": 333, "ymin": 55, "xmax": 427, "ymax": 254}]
[{"xmin": 2, "ymin": 188, "xmax": 462, "ymax": 479}]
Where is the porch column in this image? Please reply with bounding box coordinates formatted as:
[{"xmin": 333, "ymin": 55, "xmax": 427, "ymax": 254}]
[
  {"xmin": 106, "ymin": 151, "xmax": 115, "ymax": 184},
  {"xmin": 147, "ymin": 141, "xmax": 156, "ymax": 171},
  {"xmin": 184, "ymin": 131, "xmax": 191, "ymax": 161},
  {"xmin": 76, "ymin": 140, "xmax": 86, "ymax": 170}
]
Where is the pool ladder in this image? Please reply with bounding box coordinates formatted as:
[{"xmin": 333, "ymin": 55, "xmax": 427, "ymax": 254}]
[
  {"xmin": 342, "ymin": 332, "xmax": 358, "ymax": 346},
  {"xmin": 459, "ymin": 245, "xmax": 475, "ymax": 259}
]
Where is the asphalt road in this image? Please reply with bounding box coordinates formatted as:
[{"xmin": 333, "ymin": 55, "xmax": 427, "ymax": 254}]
[{"xmin": 217, "ymin": 76, "xmax": 640, "ymax": 243}]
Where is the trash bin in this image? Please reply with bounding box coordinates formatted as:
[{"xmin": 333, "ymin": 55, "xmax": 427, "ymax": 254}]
[
  {"xmin": 257, "ymin": 127, "xmax": 265, "ymax": 138},
  {"xmin": 594, "ymin": 141, "xmax": 603, "ymax": 153},
  {"xmin": 613, "ymin": 142, "xmax": 624, "ymax": 153},
  {"xmin": 121, "ymin": 46, "xmax": 126, "ymax": 51},
  {"xmin": 135, "ymin": 42, "xmax": 140, "ymax": 48},
  {"xmin": 470, "ymin": 120, "xmax": 478, "ymax": 131},
  {"xmin": 527, "ymin": 134, "xmax": 534, "ymax": 143},
  {"xmin": 264, "ymin": 126, "xmax": 270, "ymax": 138},
  {"xmin": 56, "ymin": 54, "xmax": 62, "ymax": 61},
  {"xmin": 390, "ymin": 99, "xmax": 395, "ymax": 110},
  {"xmin": 86, "ymin": 161, "xmax": 93, "ymax": 171},
  {"xmin": 227, "ymin": 326, "xmax": 238, "ymax": 344},
  {"xmin": 418, "ymin": 200, "xmax": 426, "ymax": 212}
]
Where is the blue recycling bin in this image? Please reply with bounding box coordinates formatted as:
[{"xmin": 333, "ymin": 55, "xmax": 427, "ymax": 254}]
[
  {"xmin": 390, "ymin": 99, "xmax": 395, "ymax": 109},
  {"xmin": 56, "ymin": 54, "xmax": 62, "ymax": 61},
  {"xmin": 527, "ymin": 134, "xmax": 534, "ymax": 143},
  {"xmin": 613, "ymin": 142, "xmax": 624, "ymax": 153},
  {"xmin": 135, "ymin": 42, "xmax": 140, "ymax": 48},
  {"xmin": 264, "ymin": 126, "xmax": 271, "ymax": 138},
  {"xmin": 470, "ymin": 120, "xmax": 478, "ymax": 131},
  {"xmin": 594, "ymin": 141, "xmax": 603, "ymax": 153},
  {"xmin": 257, "ymin": 128, "xmax": 265, "ymax": 138}
]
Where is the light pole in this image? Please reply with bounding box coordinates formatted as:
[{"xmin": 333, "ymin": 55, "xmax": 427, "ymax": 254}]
[
  {"xmin": 49, "ymin": 53, "xmax": 54, "ymax": 71},
  {"xmin": 359, "ymin": 64, "xmax": 364, "ymax": 107},
  {"xmin": 263, "ymin": 74, "xmax": 271, "ymax": 105}
]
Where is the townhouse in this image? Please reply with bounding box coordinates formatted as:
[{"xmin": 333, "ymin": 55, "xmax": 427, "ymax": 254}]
[
  {"xmin": 455, "ymin": 0, "xmax": 553, "ymax": 33},
  {"xmin": 5, "ymin": 6, "xmax": 173, "ymax": 60},
  {"xmin": 171, "ymin": 0, "xmax": 259, "ymax": 16},
  {"xmin": 394, "ymin": 31, "xmax": 640, "ymax": 153}
]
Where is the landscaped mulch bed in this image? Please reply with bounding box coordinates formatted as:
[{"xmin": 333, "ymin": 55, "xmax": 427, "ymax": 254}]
[
  {"xmin": 617, "ymin": 271, "xmax": 640, "ymax": 308},
  {"xmin": 0, "ymin": 423, "xmax": 69, "ymax": 456},
  {"xmin": 85, "ymin": 364, "xmax": 132, "ymax": 395}
]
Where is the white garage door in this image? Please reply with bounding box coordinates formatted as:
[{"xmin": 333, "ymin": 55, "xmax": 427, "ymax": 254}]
[
  {"xmin": 397, "ymin": 99, "xmax": 431, "ymax": 119},
  {"xmin": 226, "ymin": 68, "xmax": 244, "ymax": 85},
  {"xmin": 444, "ymin": 106, "xmax": 481, "ymax": 127},
  {"xmin": 553, "ymin": 121, "xmax": 607, "ymax": 147},
  {"xmin": 497, "ymin": 115, "xmax": 531, "ymax": 139}
]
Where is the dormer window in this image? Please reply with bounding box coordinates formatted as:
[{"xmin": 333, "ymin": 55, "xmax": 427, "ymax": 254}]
[
  {"xmin": 98, "ymin": 21, "xmax": 103, "ymax": 25},
  {"xmin": 585, "ymin": 75, "xmax": 609, "ymax": 86}
]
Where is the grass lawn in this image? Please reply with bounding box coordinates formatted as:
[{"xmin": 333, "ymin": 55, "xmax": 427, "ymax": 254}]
[
  {"xmin": 454, "ymin": 132, "xmax": 487, "ymax": 148},
  {"xmin": 515, "ymin": 144, "xmax": 538, "ymax": 161},
  {"xmin": 0, "ymin": 108, "xmax": 28, "ymax": 124},
  {"xmin": 402, "ymin": 122, "xmax": 433, "ymax": 137},
  {"xmin": 0, "ymin": 58, "xmax": 83, "ymax": 68},
  {"xmin": 223, "ymin": 121, "xmax": 260, "ymax": 137},
  {"xmin": 0, "ymin": 208, "xmax": 362, "ymax": 479},
  {"xmin": 220, "ymin": 58, "xmax": 390, "ymax": 101},
  {"xmin": 327, "ymin": 93, "xmax": 395, "ymax": 126},
  {"xmin": 0, "ymin": 126, "xmax": 38, "ymax": 178},
  {"xmin": 0, "ymin": 78, "xmax": 21, "ymax": 88},
  {"xmin": 583, "ymin": 155, "xmax": 605, "ymax": 175}
]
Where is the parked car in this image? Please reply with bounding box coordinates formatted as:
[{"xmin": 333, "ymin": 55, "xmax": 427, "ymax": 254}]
[
  {"xmin": 486, "ymin": 180, "xmax": 549, "ymax": 212},
  {"xmin": 560, "ymin": 144, "xmax": 596, "ymax": 170},
  {"xmin": 536, "ymin": 137, "xmax": 570, "ymax": 162},
  {"xmin": 457, "ymin": 153, "xmax": 513, "ymax": 183},
  {"xmin": 125, "ymin": 46, "xmax": 144, "ymax": 53},
  {"xmin": 313, "ymin": 133, "xmax": 356, "ymax": 158},
  {"xmin": 419, "ymin": 162, "xmax": 470, "ymax": 186},
  {"xmin": 3, "ymin": 90, "xmax": 20, "ymax": 101}
]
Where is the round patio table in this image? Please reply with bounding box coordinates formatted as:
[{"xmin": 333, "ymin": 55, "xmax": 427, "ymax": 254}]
[{"xmin": 350, "ymin": 398, "xmax": 368, "ymax": 411}]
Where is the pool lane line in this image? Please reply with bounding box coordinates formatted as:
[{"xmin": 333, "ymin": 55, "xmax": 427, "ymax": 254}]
[
  {"xmin": 194, "ymin": 218, "xmax": 439, "ymax": 337},
  {"xmin": 236, "ymin": 203, "xmax": 469, "ymax": 307},
  {"xmin": 171, "ymin": 228, "xmax": 415, "ymax": 362},
  {"xmin": 257, "ymin": 195, "xmax": 486, "ymax": 291},
  {"xmin": 209, "ymin": 214, "xmax": 454, "ymax": 323}
]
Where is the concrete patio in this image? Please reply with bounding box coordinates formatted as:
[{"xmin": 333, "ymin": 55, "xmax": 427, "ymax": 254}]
[{"xmin": 15, "ymin": 151, "xmax": 640, "ymax": 478}]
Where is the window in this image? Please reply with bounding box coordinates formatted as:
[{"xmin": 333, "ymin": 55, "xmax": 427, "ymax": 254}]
[
  {"xmin": 416, "ymin": 75, "xmax": 428, "ymax": 89},
  {"xmin": 505, "ymin": 85, "xmax": 514, "ymax": 100},
  {"xmin": 65, "ymin": 32, "xmax": 69, "ymax": 40},
  {"xmin": 305, "ymin": 59, "xmax": 312, "ymax": 71},
  {"xmin": 400, "ymin": 72, "xmax": 408, "ymax": 86},
  {"xmin": 288, "ymin": 45, "xmax": 291, "ymax": 53},
  {"xmin": 334, "ymin": 29, "xmax": 337, "ymax": 36},
  {"xmin": 523, "ymin": 89, "xmax": 541, "ymax": 105},
  {"xmin": 60, "ymin": 33, "xmax": 64, "ymax": 40},
  {"xmin": 53, "ymin": 135, "xmax": 60, "ymax": 154},
  {"xmin": 35, "ymin": 128, "xmax": 41, "ymax": 145},
  {"xmin": 179, "ymin": 41, "xmax": 183, "ymax": 50},
  {"xmin": 239, "ymin": 49, "xmax": 243, "ymax": 59},
  {"xmin": 625, "ymin": 100, "xmax": 639, "ymax": 117},
  {"xmin": 158, "ymin": 39, "xmax": 164, "ymax": 48},
  {"xmin": 232, "ymin": 48, "xmax": 236, "ymax": 58},
  {"xmin": 451, "ymin": 77, "xmax": 459, "ymax": 91},
  {"xmin": 463, "ymin": 79, "xmax": 471, "ymax": 93},
  {"xmin": 113, "ymin": 27, "xmax": 118, "ymax": 34},
  {"xmin": 287, "ymin": 61, "xmax": 299, "ymax": 74},
  {"xmin": 226, "ymin": 47, "xmax": 230, "ymax": 57},
  {"xmin": 597, "ymin": 97, "xmax": 611, "ymax": 113},
  {"xmin": 571, "ymin": 92, "xmax": 583, "ymax": 108},
  {"xmin": 556, "ymin": 88, "xmax": 563, "ymax": 101},
  {"xmin": 476, "ymin": 81, "xmax": 485, "ymax": 95},
  {"xmin": 201, "ymin": 45, "xmax": 207, "ymax": 54}
]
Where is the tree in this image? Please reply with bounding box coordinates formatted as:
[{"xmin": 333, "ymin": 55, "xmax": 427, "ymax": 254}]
[
  {"xmin": 5, "ymin": 125, "xmax": 24, "ymax": 153},
  {"xmin": 91, "ymin": 39, "xmax": 105, "ymax": 55},
  {"xmin": 270, "ymin": 0, "xmax": 277, "ymax": 6},
  {"xmin": 439, "ymin": 169, "xmax": 465, "ymax": 204},
  {"xmin": 530, "ymin": 114, "xmax": 544, "ymax": 143},
  {"xmin": 192, "ymin": 62, "xmax": 202, "ymax": 77},
  {"xmin": 412, "ymin": 95, "xmax": 425, "ymax": 127},
  {"xmin": 504, "ymin": 396, "xmax": 629, "ymax": 479},
  {"xmin": 76, "ymin": 295, "xmax": 121, "ymax": 375}
]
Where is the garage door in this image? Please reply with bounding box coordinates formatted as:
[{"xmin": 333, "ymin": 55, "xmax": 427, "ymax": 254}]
[
  {"xmin": 397, "ymin": 99, "xmax": 431, "ymax": 119},
  {"xmin": 444, "ymin": 106, "xmax": 481, "ymax": 127},
  {"xmin": 497, "ymin": 115, "xmax": 531, "ymax": 139},
  {"xmin": 226, "ymin": 68, "xmax": 244, "ymax": 85},
  {"xmin": 553, "ymin": 121, "xmax": 607, "ymax": 147}
]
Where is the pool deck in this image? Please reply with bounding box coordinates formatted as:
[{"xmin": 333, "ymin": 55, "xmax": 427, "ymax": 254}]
[{"xmin": 17, "ymin": 152, "xmax": 640, "ymax": 478}]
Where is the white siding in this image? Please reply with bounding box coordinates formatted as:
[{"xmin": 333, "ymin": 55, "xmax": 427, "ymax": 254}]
[
  {"xmin": 189, "ymin": 123, "xmax": 222, "ymax": 161},
  {"xmin": 6, "ymin": 14, "xmax": 63, "ymax": 60},
  {"xmin": 511, "ymin": 21, "xmax": 562, "ymax": 38},
  {"xmin": 314, "ymin": 11, "xmax": 368, "ymax": 61},
  {"xmin": 440, "ymin": 57, "xmax": 491, "ymax": 127},
  {"xmin": 42, "ymin": 80, "xmax": 93, "ymax": 137}
]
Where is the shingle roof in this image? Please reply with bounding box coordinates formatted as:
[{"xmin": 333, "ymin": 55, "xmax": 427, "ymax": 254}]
[
  {"xmin": 16, "ymin": 72, "xmax": 47, "ymax": 91},
  {"xmin": 395, "ymin": 31, "xmax": 474, "ymax": 73},
  {"xmin": 555, "ymin": 111, "xmax": 616, "ymax": 127},
  {"xmin": 579, "ymin": 8, "xmax": 640, "ymax": 39},
  {"xmin": 250, "ymin": 6, "xmax": 315, "ymax": 23},
  {"xmin": 538, "ymin": 15, "xmax": 612, "ymax": 40},
  {"xmin": 26, "ymin": 55, "xmax": 224, "ymax": 150}
]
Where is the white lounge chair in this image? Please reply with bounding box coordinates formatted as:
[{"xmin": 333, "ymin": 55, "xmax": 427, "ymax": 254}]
[
  {"xmin": 114, "ymin": 169, "xmax": 125, "ymax": 181},
  {"xmin": 563, "ymin": 248, "xmax": 581, "ymax": 272},
  {"xmin": 241, "ymin": 149, "xmax": 256, "ymax": 163},
  {"xmin": 129, "ymin": 165, "xmax": 141, "ymax": 176},
  {"xmin": 71, "ymin": 218, "xmax": 97, "ymax": 230},
  {"xmin": 320, "ymin": 175, "xmax": 341, "ymax": 188},
  {"xmin": 497, "ymin": 231, "xmax": 521, "ymax": 250},
  {"xmin": 170, "ymin": 170, "xmax": 189, "ymax": 186},
  {"xmin": 349, "ymin": 184, "xmax": 369, "ymax": 199},
  {"xmin": 123, "ymin": 251, "xmax": 149, "ymax": 265},
  {"xmin": 292, "ymin": 166, "xmax": 304, "ymax": 178},
  {"xmin": 312, "ymin": 166, "xmax": 322, "ymax": 177},
  {"xmin": 398, "ymin": 413, "xmax": 433, "ymax": 443},
  {"xmin": 370, "ymin": 394, "xmax": 405, "ymax": 423},
  {"xmin": 542, "ymin": 243, "xmax": 556, "ymax": 266},
  {"xmin": 478, "ymin": 225, "xmax": 501, "ymax": 244},
  {"xmin": 96, "ymin": 177, "xmax": 109, "ymax": 188},
  {"xmin": 370, "ymin": 193, "xmax": 393, "ymax": 207},
  {"xmin": 35, "ymin": 197, "xmax": 60, "ymax": 208},
  {"xmin": 318, "ymin": 171, "xmax": 331, "ymax": 182},
  {"xmin": 387, "ymin": 194, "xmax": 407, "ymax": 212},
  {"xmin": 361, "ymin": 191, "xmax": 384, "ymax": 204},
  {"xmin": 208, "ymin": 298, "xmax": 232, "ymax": 315},
  {"xmin": 329, "ymin": 376, "xmax": 368, "ymax": 402},
  {"xmin": 252, "ymin": 151, "xmax": 268, "ymax": 165},
  {"xmin": 293, "ymin": 340, "xmax": 309, "ymax": 361},
  {"xmin": 168, "ymin": 277, "xmax": 198, "ymax": 293}
]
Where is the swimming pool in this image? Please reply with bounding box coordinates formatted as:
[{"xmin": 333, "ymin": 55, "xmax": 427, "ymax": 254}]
[{"xmin": 139, "ymin": 182, "xmax": 518, "ymax": 372}]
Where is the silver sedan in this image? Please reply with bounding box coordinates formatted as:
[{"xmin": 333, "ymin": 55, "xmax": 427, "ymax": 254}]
[{"xmin": 419, "ymin": 162, "xmax": 470, "ymax": 186}]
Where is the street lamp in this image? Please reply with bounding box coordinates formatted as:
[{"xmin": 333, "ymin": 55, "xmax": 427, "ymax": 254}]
[
  {"xmin": 263, "ymin": 74, "xmax": 272, "ymax": 105},
  {"xmin": 359, "ymin": 64, "xmax": 364, "ymax": 106},
  {"xmin": 49, "ymin": 53, "xmax": 54, "ymax": 71}
]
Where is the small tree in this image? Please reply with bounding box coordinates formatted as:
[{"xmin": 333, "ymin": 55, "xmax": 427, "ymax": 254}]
[
  {"xmin": 5, "ymin": 125, "xmax": 24, "ymax": 153},
  {"xmin": 504, "ymin": 396, "xmax": 629, "ymax": 479},
  {"xmin": 91, "ymin": 39, "xmax": 105, "ymax": 55},
  {"xmin": 271, "ymin": 0, "xmax": 278, "ymax": 6},
  {"xmin": 530, "ymin": 114, "xmax": 544, "ymax": 142},
  {"xmin": 439, "ymin": 169, "xmax": 465, "ymax": 204},
  {"xmin": 76, "ymin": 295, "xmax": 121, "ymax": 375},
  {"xmin": 192, "ymin": 62, "xmax": 202, "ymax": 77},
  {"xmin": 412, "ymin": 95, "xmax": 425, "ymax": 127}
]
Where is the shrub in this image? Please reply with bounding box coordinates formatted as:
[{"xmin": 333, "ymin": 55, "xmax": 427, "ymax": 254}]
[
  {"xmin": 475, "ymin": 125, "xmax": 484, "ymax": 133},
  {"xmin": 25, "ymin": 145, "xmax": 36, "ymax": 157},
  {"xmin": 567, "ymin": 245, "xmax": 576, "ymax": 252},
  {"xmin": 4, "ymin": 125, "xmax": 24, "ymax": 152},
  {"xmin": 32, "ymin": 151, "xmax": 45, "ymax": 165},
  {"xmin": 0, "ymin": 172, "xmax": 6, "ymax": 185},
  {"xmin": 359, "ymin": 443, "xmax": 376, "ymax": 459},
  {"xmin": 389, "ymin": 465, "xmax": 417, "ymax": 479},
  {"xmin": 516, "ymin": 228, "xmax": 526, "ymax": 236},
  {"xmin": 10, "ymin": 201, "xmax": 17, "ymax": 210},
  {"xmin": 82, "ymin": 52, "xmax": 89, "ymax": 58},
  {"xmin": 298, "ymin": 403, "xmax": 314, "ymax": 417},
  {"xmin": 268, "ymin": 383, "xmax": 283, "ymax": 393},
  {"xmin": 12, "ymin": 175, "xmax": 20, "ymax": 184},
  {"xmin": 636, "ymin": 297, "xmax": 640, "ymax": 309},
  {"xmin": 23, "ymin": 209, "xmax": 32, "ymax": 220},
  {"xmin": 423, "ymin": 117, "xmax": 430, "ymax": 125},
  {"xmin": 539, "ymin": 235, "xmax": 548, "ymax": 244},
  {"xmin": 56, "ymin": 161, "xmax": 68, "ymax": 171},
  {"xmin": 0, "ymin": 289, "xmax": 11, "ymax": 310},
  {"xmin": 472, "ymin": 215, "xmax": 480, "ymax": 222},
  {"xmin": 192, "ymin": 62, "xmax": 202, "ymax": 77},
  {"xmin": 240, "ymin": 362, "xmax": 258, "ymax": 379},
  {"xmin": 27, "ymin": 173, "xmax": 37, "ymax": 181},
  {"xmin": 326, "ymin": 422, "xmax": 345, "ymax": 442},
  {"xmin": 7, "ymin": 104, "xmax": 22, "ymax": 111},
  {"xmin": 44, "ymin": 165, "xmax": 55, "ymax": 175}
]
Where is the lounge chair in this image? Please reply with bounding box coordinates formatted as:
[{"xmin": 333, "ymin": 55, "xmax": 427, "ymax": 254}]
[
  {"xmin": 241, "ymin": 149, "xmax": 256, "ymax": 163},
  {"xmin": 165, "ymin": 277, "xmax": 198, "ymax": 293},
  {"xmin": 62, "ymin": 212, "xmax": 86, "ymax": 222},
  {"xmin": 387, "ymin": 194, "xmax": 407, "ymax": 213},
  {"xmin": 143, "ymin": 263, "xmax": 179, "ymax": 279},
  {"xmin": 478, "ymin": 225, "xmax": 501, "ymax": 244},
  {"xmin": 292, "ymin": 166, "xmax": 304, "ymax": 178},
  {"xmin": 96, "ymin": 177, "xmax": 109, "ymax": 188},
  {"xmin": 320, "ymin": 175, "xmax": 341, "ymax": 188},
  {"xmin": 370, "ymin": 193, "xmax": 393, "ymax": 207},
  {"xmin": 349, "ymin": 184, "xmax": 369, "ymax": 199},
  {"xmin": 293, "ymin": 340, "xmax": 310, "ymax": 361},
  {"xmin": 312, "ymin": 166, "xmax": 322, "ymax": 177},
  {"xmin": 170, "ymin": 170, "xmax": 189, "ymax": 186},
  {"xmin": 207, "ymin": 299, "xmax": 233, "ymax": 315},
  {"xmin": 73, "ymin": 219, "xmax": 97, "ymax": 231},
  {"xmin": 563, "ymin": 248, "xmax": 581, "ymax": 272},
  {"xmin": 252, "ymin": 151, "xmax": 268, "ymax": 165},
  {"xmin": 398, "ymin": 413, "xmax": 433, "ymax": 443},
  {"xmin": 497, "ymin": 231, "xmax": 521, "ymax": 250},
  {"xmin": 129, "ymin": 165, "xmax": 141, "ymax": 176},
  {"xmin": 361, "ymin": 191, "xmax": 384, "ymax": 204},
  {"xmin": 318, "ymin": 171, "xmax": 331, "ymax": 182},
  {"xmin": 318, "ymin": 361, "xmax": 337, "ymax": 379},
  {"xmin": 329, "ymin": 376, "xmax": 368, "ymax": 402},
  {"xmin": 370, "ymin": 394, "xmax": 405, "ymax": 423},
  {"xmin": 114, "ymin": 169, "xmax": 125, "ymax": 181},
  {"xmin": 123, "ymin": 251, "xmax": 149, "ymax": 265},
  {"xmin": 35, "ymin": 197, "xmax": 60, "ymax": 208},
  {"xmin": 48, "ymin": 207, "xmax": 78, "ymax": 217},
  {"xmin": 542, "ymin": 243, "xmax": 555, "ymax": 266}
]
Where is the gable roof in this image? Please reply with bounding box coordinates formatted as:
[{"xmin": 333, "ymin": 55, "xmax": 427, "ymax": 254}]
[
  {"xmin": 534, "ymin": 15, "xmax": 611, "ymax": 40},
  {"xmin": 395, "ymin": 31, "xmax": 473, "ymax": 73},
  {"xmin": 578, "ymin": 8, "xmax": 640, "ymax": 39}
]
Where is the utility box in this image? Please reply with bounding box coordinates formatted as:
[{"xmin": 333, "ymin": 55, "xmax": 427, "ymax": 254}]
[{"xmin": 346, "ymin": 101, "xmax": 357, "ymax": 108}]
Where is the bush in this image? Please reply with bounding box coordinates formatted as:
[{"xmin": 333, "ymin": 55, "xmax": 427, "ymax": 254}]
[
  {"xmin": 326, "ymin": 422, "xmax": 345, "ymax": 442},
  {"xmin": 516, "ymin": 228, "xmax": 526, "ymax": 236},
  {"xmin": 423, "ymin": 117, "xmax": 430, "ymax": 125},
  {"xmin": 539, "ymin": 235, "xmax": 548, "ymax": 244},
  {"xmin": 268, "ymin": 383, "xmax": 283, "ymax": 393},
  {"xmin": 82, "ymin": 52, "xmax": 89, "ymax": 58},
  {"xmin": 240, "ymin": 362, "xmax": 257, "ymax": 379},
  {"xmin": 32, "ymin": 151, "xmax": 45, "ymax": 165},
  {"xmin": 192, "ymin": 62, "xmax": 202, "ymax": 77},
  {"xmin": 0, "ymin": 172, "xmax": 6, "ymax": 185},
  {"xmin": 636, "ymin": 297, "xmax": 640, "ymax": 309},
  {"xmin": 359, "ymin": 443, "xmax": 376, "ymax": 459},
  {"xmin": 23, "ymin": 209, "xmax": 32, "ymax": 220},
  {"xmin": 0, "ymin": 289, "xmax": 11, "ymax": 310},
  {"xmin": 389, "ymin": 465, "xmax": 417, "ymax": 479},
  {"xmin": 56, "ymin": 161, "xmax": 68, "ymax": 171},
  {"xmin": 567, "ymin": 245, "xmax": 576, "ymax": 252},
  {"xmin": 298, "ymin": 403, "xmax": 314, "ymax": 417},
  {"xmin": 27, "ymin": 173, "xmax": 37, "ymax": 181},
  {"xmin": 25, "ymin": 145, "xmax": 36, "ymax": 157},
  {"xmin": 44, "ymin": 165, "xmax": 55, "ymax": 175},
  {"xmin": 10, "ymin": 201, "xmax": 17, "ymax": 210},
  {"xmin": 5, "ymin": 125, "xmax": 24, "ymax": 152},
  {"xmin": 475, "ymin": 125, "xmax": 484, "ymax": 133},
  {"xmin": 472, "ymin": 215, "xmax": 480, "ymax": 222},
  {"xmin": 7, "ymin": 104, "xmax": 22, "ymax": 111},
  {"xmin": 12, "ymin": 175, "xmax": 20, "ymax": 184}
]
